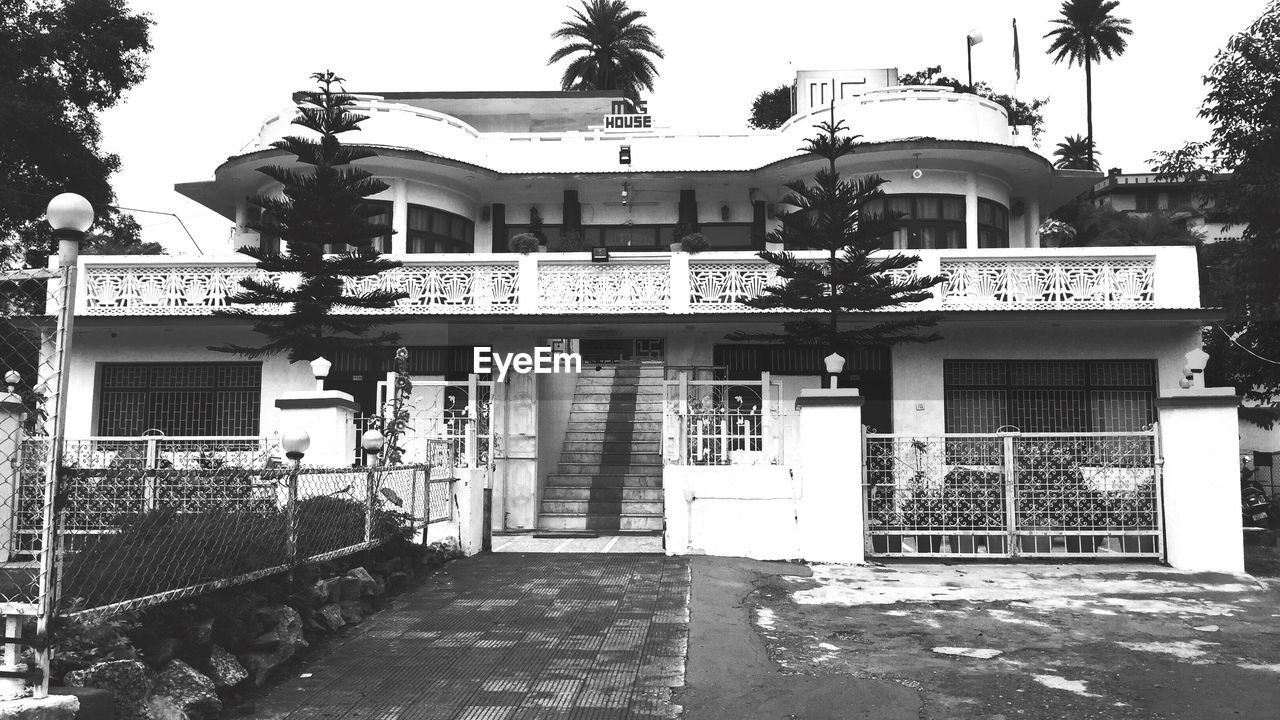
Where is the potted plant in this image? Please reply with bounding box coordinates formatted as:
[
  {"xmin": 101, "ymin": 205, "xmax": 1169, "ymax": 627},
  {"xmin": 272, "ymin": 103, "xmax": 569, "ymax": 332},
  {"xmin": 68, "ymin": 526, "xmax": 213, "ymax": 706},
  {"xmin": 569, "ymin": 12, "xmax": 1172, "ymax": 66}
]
[
  {"xmin": 530, "ymin": 208, "xmax": 548, "ymax": 251},
  {"xmin": 557, "ymin": 228, "xmax": 587, "ymax": 252},
  {"xmin": 671, "ymin": 220, "xmax": 694, "ymax": 251},
  {"xmin": 510, "ymin": 232, "xmax": 540, "ymax": 254},
  {"xmin": 679, "ymin": 232, "xmax": 709, "ymax": 254}
]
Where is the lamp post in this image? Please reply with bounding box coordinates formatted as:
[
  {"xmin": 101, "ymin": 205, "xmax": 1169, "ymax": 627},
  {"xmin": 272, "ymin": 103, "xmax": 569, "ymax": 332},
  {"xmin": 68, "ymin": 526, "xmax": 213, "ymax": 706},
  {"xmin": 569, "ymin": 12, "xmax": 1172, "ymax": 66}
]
[
  {"xmin": 34, "ymin": 193, "xmax": 93, "ymax": 697},
  {"xmin": 310, "ymin": 356, "xmax": 331, "ymax": 391},
  {"xmin": 824, "ymin": 352, "xmax": 847, "ymax": 390},
  {"xmin": 966, "ymin": 30, "xmax": 984, "ymax": 87},
  {"xmin": 281, "ymin": 429, "xmax": 309, "ymax": 571},
  {"xmin": 361, "ymin": 429, "xmax": 385, "ymax": 543},
  {"xmin": 1180, "ymin": 346, "xmax": 1210, "ymax": 389}
]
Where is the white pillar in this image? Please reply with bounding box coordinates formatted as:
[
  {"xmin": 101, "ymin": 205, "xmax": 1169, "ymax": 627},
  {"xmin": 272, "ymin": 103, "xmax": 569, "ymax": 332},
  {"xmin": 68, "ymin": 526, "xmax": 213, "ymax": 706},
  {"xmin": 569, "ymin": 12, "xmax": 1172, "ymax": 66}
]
[
  {"xmin": 964, "ymin": 173, "xmax": 979, "ymax": 250},
  {"xmin": 0, "ymin": 391, "xmax": 28, "ymax": 563},
  {"xmin": 453, "ymin": 468, "xmax": 486, "ymax": 555},
  {"xmin": 669, "ymin": 252, "xmax": 690, "ymax": 313},
  {"xmin": 1157, "ymin": 387, "xmax": 1244, "ymax": 573},
  {"xmin": 795, "ymin": 388, "xmax": 865, "ymax": 564},
  {"xmin": 1025, "ymin": 199, "xmax": 1041, "ymax": 248},
  {"xmin": 273, "ymin": 391, "xmax": 359, "ymax": 467},
  {"xmin": 391, "ymin": 179, "xmax": 409, "ymax": 255}
]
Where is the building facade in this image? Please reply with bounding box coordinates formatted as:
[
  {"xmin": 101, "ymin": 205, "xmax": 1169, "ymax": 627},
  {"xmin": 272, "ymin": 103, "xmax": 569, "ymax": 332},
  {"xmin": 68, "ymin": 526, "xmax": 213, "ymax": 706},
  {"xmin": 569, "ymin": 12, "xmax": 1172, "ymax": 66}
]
[{"xmin": 51, "ymin": 69, "xmax": 1238, "ymax": 564}]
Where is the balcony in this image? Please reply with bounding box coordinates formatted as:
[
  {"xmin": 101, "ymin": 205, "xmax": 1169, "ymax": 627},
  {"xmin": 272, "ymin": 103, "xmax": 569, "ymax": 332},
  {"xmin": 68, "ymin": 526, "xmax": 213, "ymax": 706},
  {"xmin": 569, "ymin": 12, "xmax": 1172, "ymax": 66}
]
[{"xmin": 72, "ymin": 247, "xmax": 1200, "ymax": 318}]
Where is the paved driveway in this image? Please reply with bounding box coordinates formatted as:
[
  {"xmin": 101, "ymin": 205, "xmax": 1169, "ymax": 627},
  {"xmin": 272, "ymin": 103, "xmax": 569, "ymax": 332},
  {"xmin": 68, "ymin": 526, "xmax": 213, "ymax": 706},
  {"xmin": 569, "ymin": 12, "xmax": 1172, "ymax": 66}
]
[{"xmin": 253, "ymin": 553, "xmax": 690, "ymax": 720}]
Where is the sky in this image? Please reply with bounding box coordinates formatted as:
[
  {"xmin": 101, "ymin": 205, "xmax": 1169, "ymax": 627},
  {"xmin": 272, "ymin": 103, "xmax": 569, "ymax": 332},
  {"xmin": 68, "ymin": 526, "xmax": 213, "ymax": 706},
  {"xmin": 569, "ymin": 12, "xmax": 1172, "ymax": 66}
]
[{"xmin": 97, "ymin": 0, "xmax": 1269, "ymax": 253}]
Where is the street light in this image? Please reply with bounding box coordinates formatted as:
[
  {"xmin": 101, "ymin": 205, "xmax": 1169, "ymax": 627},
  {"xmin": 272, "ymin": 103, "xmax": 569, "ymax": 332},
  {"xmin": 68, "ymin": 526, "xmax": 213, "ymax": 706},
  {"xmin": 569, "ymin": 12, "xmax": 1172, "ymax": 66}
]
[
  {"xmin": 281, "ymin": 428, "xmax": 310, "ymax": 462},
  {"xmin": 361, "ymin": 428, "xmax": 386, "ymax": 464},
  {"xmin": 310, "ymin": 356, "xmax": 331, "ymax": 391},
  {"xmin": 360, "ymin": 428, "xmax": 386, "ymax": 542},
  {"xmin": 966, "ymin": 30, "xmax": 984, "ymax": 87},
  {"xmin": 824, "ymin": 352, "xmax": 847, "ymax": 390}
]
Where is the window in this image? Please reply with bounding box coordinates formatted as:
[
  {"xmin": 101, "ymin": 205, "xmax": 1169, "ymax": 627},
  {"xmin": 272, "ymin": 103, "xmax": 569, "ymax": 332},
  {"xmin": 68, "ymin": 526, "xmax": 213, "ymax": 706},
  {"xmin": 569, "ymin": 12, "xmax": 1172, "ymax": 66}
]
[
  {"xmin": 97, "ymin": 363, "xmax": 262, "ymax": 436},
  {"xmin": 324, "ymin": 200, "xmax": 392, "ymax": 254},
  {"xmin": 977, "ymin": 199, "xmax": 1009, "ymax": 248},
  {"xmin": 944, "ymin": 359, "xmax": 1156, "ymax": 433},
  {"xmin": 407, "ymin": 204, "xmax": 474, "ymax": 253},
  {"xmin": 1135, "ymin": 192, "xmax": 1161, "ymax": 213},
  {"xmin": 695, "ymin": 223, "xmax": 753, "ymax": 250},
  {"xmin": 864, "ymin": 194, "xmax": 966, "ymax": 250}
]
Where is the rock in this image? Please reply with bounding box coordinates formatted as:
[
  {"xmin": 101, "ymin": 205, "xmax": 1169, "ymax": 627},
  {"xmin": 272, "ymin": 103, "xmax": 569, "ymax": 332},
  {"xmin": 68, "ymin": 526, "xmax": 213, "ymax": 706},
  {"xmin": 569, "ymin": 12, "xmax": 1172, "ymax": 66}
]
[
  {"xmin": 250, "ymin": 630, "xmax": 281, "ymax": 652},
  {"xmin": 338, "ymin": 600, "xmax": 373, "ymax": 625},
  {"xmin": 64, "ymin": 659, "xmax": 156, "ymax": 720},
  {"xmin": 146, "ymin": 694, "xmax": 186, "ymax": 720},
  {"xmin": 207, "ymin": 645, "xmax": 247, "ymax": 689},
  {"xmin": 315, "ymin": 603, "xmax": 346, "ymax": 631},
  {"xmin": 338, "ymin": 576, "xmax": 362, "ymax": 601},
  {"xmin": 313, "ymin": 577, "xmax": 343, "ymax": 604},
  {"xmin": 186, "ymin": 618, "xmax": 214, "ymax": 646},
  {"xmin": 144, "ymin": 637, "xmax": 182, "ymax": 669},
  {"xmin": 239, "ymin": 606, "xmax": 308, "ymax": 686},
  {"xmin": 154, "ymin": 659, "xmax": 222, "ymax": 720},
  {"xmin": 1, "ymin": 694, "xmax": 80, "ymax": 720},
  {"xmin": 347, "ymin": 567, "xmax": 385, "ymax": 597}
]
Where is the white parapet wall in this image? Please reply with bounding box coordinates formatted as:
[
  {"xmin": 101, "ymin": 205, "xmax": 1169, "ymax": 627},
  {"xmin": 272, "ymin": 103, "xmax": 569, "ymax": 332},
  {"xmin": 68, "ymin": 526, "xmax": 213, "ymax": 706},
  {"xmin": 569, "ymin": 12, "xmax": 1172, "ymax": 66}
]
[{"xmin": 663, "ymin": 465, "xmax": 801, "ymax": 560}]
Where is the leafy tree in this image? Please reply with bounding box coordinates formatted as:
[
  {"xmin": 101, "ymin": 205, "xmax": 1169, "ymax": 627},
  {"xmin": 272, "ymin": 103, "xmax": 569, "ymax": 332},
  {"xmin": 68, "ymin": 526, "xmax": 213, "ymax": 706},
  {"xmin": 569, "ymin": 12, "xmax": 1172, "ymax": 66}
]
[
  {"xmin": 0, "ymin": 0, "xmax": 153, "ymax": 268},
  {"xmin": 726, "ymin": 117, "xmax": 944, "ymax": 357},
  {"xmin": 1050, "ymin": 201, "xmax": 1202, "ymax": 247},
  {"xmin": 898, "ymin": 66, "xmax": 1049, "ymax": 141},
  {"xmin": 1053, "ymin": 134, "xmax": 1100, "ymax": 170},
  {"xmin": 211, "ymin": 72, "xmax": 406, "ymax": 363},
  {"xmin": 748, "ymin": 84, "xmax": 793, "ymax": 130},
  {"xmin": 1044, "ymin": 0, "xmax": 1133, "ymax": 167},
  {"xmin": 1151, "ymin": 1, "xmax": 1280, "ymax": 426},
  {"xmin": 548, "ymin": 0, "xmax": 664, "ymax": 101}
]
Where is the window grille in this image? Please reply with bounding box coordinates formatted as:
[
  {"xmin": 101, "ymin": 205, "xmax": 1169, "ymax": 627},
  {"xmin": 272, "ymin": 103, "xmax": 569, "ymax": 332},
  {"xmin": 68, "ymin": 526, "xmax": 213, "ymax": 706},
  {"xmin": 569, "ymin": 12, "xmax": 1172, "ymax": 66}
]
[
  {"xmin": 97, "ymin": 363, "xmax": 262, "ymax": 436},
  {"xmin": 944, "ymin": 359, "xmax": 1156, "ymax": 433}
]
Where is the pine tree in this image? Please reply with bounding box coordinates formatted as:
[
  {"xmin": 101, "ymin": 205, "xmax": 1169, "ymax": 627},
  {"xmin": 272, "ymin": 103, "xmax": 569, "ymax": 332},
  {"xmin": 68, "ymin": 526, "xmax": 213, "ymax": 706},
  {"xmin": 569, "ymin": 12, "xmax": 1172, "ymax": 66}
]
[
  {"xmin": 727, "ymin": 116, "xmax": 944, "ymax": 356},
  {"xmin": 211, "ymin": 71, "xmax": 406, "ymax": 362}
]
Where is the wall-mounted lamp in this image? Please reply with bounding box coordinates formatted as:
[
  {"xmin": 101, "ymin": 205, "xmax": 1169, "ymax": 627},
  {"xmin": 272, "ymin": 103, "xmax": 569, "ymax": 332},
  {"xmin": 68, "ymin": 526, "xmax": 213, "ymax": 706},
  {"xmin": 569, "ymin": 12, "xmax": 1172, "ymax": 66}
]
[
  {"xmin": 911, "ymin": 153, "xmax": 923, "ymax": 180},
  {"xmin": 720, "ymin": 204, "xmax": 730, "ymax": 221},
  {"xmin": 591, "ymin": 247, "xmax": 610, "ymax": 263},
  {"xmin": 621, "ymin": 182, "xmax": 630, "ymax": 206}
]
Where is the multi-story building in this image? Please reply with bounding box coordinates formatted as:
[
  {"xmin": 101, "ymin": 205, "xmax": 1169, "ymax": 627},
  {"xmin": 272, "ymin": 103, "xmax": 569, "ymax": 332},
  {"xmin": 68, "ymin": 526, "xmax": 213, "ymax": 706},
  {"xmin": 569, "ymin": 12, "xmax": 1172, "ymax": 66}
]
[
  {"xmin": 1091, "ymin": 169, "xmax": 1242, "ymax": 243},
  {"xmin": 52, "ymin": 68, "xmax": 1233, "ymax": 563}
]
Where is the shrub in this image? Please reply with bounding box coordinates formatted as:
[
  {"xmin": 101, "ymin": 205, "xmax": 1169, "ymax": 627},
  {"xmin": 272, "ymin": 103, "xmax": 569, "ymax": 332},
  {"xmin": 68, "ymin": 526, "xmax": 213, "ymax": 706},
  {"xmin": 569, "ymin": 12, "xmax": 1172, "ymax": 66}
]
[
  {"xmin": 556, "ymin": 228, "xmax": 587, "ymax": 252},
  {"xmin": 509, "ymin": 232, "xmax": 540, "ymax": 254},
  {"xmin": 679, "ymin": 232, "xmax": 710, "ymax": 254}
]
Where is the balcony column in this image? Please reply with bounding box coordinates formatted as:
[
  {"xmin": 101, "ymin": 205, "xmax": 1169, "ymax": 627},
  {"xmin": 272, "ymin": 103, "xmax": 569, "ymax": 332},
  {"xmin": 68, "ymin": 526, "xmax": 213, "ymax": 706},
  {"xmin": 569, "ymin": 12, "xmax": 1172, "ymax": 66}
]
[
  {"xmin": 391, "ymin": 179, "xmax": 408, "ymax": 255},
  {"xmin": 669, "ymin": 252, "xmax": 690, "ymax": 313},
  {"xmin": 964, "ymin": 173, "xmax": 979, "ymax": 250},
  {"xmin": 518, "ymin": 254, "xmax": 539, "ymax": 313},
  {"xmin": 1026, "ymin": 199, "xmax": 1041, "ymax": 248}
]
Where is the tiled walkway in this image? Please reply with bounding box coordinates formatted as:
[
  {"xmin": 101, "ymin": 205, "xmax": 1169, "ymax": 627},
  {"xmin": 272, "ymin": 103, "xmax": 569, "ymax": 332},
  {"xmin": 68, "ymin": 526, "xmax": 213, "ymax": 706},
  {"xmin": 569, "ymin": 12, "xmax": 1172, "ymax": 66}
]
[{"xmin": 253, "ymin": 553, "xmax": 690, "ymax": 719}]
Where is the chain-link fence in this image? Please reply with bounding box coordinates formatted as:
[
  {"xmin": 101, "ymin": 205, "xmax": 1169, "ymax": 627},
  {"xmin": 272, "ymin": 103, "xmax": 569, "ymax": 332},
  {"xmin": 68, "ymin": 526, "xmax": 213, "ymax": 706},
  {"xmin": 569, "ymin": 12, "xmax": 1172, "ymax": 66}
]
[
  {"xmin": 1, "ymin": 264, "xmax": 68, "ymax": 695},
  {"xmin": 53, "ymin": 460, "xmax": 446, "ymax": 619}
]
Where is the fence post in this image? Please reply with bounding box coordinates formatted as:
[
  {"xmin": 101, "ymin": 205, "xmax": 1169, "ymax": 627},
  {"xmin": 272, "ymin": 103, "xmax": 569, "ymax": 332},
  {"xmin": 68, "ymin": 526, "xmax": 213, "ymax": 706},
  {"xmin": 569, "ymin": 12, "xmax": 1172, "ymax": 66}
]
[
  {"xmin": 1156, "ymin": 387, "xmax": 1243, "ymax": 572},
  {"xmin": 760, "ymin": 372, "xmax": 772, "ymax": 460},
  {"xmin": 143, "ymin": 436, "xmax": 159, "ymax": 511},
  {"xmin": 466, "ymin": 374, "xmax": 478, "ymax": 469},
  {"xmin": 286, "ymin": 460, "xmax": 299, "ymax": 571},
  {"xmin": 1002, "ymin": 433, "xmax": 1018, "ymax": 556},
  {"xmin": 365, "ymin": 464, "xmax": 376, "ymax": 544},
  {"xmin": 678, "ymin": 371, "xmax": 689, "ymax": 466},
  {"xmin": 795, "ymin": 388, "xmax": 865, "ymax": 564}
]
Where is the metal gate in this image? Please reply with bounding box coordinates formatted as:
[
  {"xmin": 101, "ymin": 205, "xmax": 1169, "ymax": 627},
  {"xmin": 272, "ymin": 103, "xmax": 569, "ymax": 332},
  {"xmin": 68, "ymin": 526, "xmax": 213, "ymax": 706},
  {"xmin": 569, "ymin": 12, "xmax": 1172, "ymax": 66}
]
[{"xmin": 863, "ymin": 428, "xmax": 1162, "ymax": 558}]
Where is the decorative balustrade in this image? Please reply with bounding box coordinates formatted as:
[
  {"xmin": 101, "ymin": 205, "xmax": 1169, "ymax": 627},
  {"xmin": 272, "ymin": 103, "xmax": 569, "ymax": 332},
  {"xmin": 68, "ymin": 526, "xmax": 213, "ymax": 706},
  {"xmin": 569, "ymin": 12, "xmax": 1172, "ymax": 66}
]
[
  {"xmin": 938, "ymin": 257, "xmax": 1156, "ymax": 310},
  {"xmin": 537, "ymin": 260, "xmax": 670, "ymax": 313},
  {"xmin": 76, "ymin": 249, "xmax": 1180, "ymax": 316}
]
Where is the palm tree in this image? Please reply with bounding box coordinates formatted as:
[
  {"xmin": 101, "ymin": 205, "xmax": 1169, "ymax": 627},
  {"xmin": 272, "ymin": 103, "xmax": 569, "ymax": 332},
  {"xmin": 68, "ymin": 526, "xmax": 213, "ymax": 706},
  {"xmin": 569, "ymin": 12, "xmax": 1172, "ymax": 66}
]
[
  {"xmin": 1044, "ymin": 0, "xmax": 1132, "ymax": 166},
  {"xmin": 548, "ymin": 0, "xmax": 664, "ymax": 101},
  {"xmin": 1053, "ymin": 134, "xmax": 1101, "ymax": 170}
]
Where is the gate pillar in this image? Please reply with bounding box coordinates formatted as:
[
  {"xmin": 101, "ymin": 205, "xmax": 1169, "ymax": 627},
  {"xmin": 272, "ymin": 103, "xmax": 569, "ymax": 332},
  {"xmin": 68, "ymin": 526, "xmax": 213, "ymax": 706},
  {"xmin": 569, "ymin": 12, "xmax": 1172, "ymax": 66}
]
[
  {"xmin": 795, "ymin": 388, "xmax": 865, "ymax": 564},
  {"xmin": 1157, "ymin": 387, "xmax": 1243, "ymax": 573},
  {"xmin": 274, "ymin": 391, "xmax": 360, "ymax": 467}
]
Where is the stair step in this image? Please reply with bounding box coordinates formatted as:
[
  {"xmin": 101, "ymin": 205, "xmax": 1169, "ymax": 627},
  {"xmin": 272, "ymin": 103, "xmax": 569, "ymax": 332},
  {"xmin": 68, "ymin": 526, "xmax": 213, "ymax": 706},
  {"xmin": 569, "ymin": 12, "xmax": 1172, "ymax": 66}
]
[
  {"xmin": 564, "ymin": 431, "xmax": 663, "ymax": 442},
  {"xmin": 558, "ymin": 453, "xmax": 663, "ymax": 466},
  {"xmin": 545, "ymin": 474, "xmax": 663, "ymax": 487},
  {"xmin": 570, "ymin": 399, "xmax": 665, "ymax": 409},
  {"xmin": 560, "ymin": 438, "xmax": 660, "ymax": 448},
  {"xmin": 536, "ymin": 514, "xmax": 664, "ymax": 532},
  {"xmin": 542, "ymin": 486, "xmax": 663, "ymax": 501},
  {"xmin": 539, "ymin": 500, "xmax": 664, "ymax": 515},
  {"xmin": 567, "ymin": 412, "xmax": 664, "ymax": 422}
]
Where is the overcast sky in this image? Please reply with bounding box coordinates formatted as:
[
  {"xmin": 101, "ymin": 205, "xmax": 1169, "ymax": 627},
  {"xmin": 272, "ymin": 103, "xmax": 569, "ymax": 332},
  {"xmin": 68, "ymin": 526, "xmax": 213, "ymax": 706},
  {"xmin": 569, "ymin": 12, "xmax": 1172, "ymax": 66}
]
[{"xmin": 98, "ymin": 0, "xmax": 1267, "ymax": 253}]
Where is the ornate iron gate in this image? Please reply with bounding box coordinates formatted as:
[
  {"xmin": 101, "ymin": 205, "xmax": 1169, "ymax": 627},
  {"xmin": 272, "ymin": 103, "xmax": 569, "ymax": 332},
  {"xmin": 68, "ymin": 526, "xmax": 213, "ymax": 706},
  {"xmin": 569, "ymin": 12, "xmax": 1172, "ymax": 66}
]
[{"xmin": 863, "ymin": 429, "xmax": 1162, "ymax": 558}]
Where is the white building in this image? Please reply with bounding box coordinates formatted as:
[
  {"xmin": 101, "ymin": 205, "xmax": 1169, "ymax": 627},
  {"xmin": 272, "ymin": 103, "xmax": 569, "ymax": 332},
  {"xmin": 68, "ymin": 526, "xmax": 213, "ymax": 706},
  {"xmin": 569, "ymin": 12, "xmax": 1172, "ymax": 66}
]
[{"xmin": 52, "ymin": 69, "xmax": 1243, "ymax": 569}]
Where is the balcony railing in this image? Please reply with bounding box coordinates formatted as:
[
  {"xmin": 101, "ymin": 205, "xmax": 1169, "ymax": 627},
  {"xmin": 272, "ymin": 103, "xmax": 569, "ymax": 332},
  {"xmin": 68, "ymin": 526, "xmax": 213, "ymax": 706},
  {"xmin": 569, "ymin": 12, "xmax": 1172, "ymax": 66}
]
[{"xmin": 72, "ymin": 247, "xmax": 1198, "ymax": 317}]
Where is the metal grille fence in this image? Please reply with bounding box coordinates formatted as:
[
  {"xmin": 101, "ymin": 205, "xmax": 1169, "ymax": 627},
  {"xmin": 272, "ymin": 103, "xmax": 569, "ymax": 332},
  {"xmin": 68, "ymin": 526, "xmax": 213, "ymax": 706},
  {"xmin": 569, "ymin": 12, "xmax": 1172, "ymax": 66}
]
[
  {"xmin": 864, "ymin": 429, "xmax": 1162, "ymax": 558},
  {"xmin": 663, "ymin": 374, "xmax": 782, "ymax": 465}
]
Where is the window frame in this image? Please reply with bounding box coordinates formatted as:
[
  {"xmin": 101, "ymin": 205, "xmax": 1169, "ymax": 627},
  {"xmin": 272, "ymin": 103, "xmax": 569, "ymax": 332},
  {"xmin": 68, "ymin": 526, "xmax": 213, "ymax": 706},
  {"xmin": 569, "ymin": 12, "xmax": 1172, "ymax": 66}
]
[
  {"xmin": 95, "ymin": 362, "xmax": 263, "ymax": 437},
  {"xmin": 407, "ymin": 203, "xmax": 475, "ymax": 254}
]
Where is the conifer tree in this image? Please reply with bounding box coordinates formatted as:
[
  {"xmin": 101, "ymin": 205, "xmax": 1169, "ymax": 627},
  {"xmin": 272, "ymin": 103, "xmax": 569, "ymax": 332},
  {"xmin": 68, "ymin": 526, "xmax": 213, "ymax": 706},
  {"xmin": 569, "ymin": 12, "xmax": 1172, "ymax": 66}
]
[
  {"xmin": 212, "ymin": 71, "xmax": 406, "ymax": 362},
  {"xmin": 727, "ymin": 116, "xmax": 944, "ymax": 356}
]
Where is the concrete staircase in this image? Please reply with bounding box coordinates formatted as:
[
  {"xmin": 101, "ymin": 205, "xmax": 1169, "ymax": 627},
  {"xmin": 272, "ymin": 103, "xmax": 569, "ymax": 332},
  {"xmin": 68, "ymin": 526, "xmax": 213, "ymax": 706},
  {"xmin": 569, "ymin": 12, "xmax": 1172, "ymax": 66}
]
[{"xmin": 538, "ymin": 362, "xmax": 665, "ymax": 534}]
